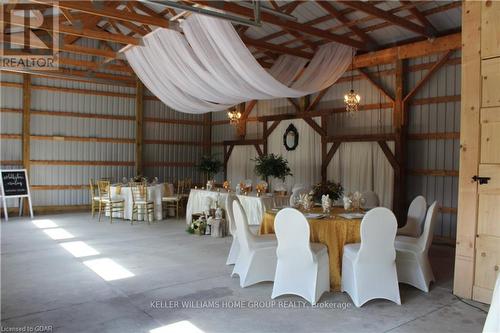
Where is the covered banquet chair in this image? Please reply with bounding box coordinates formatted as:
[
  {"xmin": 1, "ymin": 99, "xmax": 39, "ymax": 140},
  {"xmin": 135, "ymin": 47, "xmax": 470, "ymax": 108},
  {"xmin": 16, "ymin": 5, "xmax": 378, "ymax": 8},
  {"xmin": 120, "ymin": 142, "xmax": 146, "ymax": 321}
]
[
  {"xmin": 230, "ymin": 198, "xmax": 277, "ymax": 287},
  {"xmin": 398, "ymin": 195, "xmax": 427, "ymax": 237},
  {"xmin": 341, "ymin": 207, "xmax": 401, "ymax": 307},
  {"xmin": 395, "ymin": 201, "xmax": 438, "ymax": 292},
  {"xmin": 271, "ymin": 208, "xmax": 330, "ymax": 305}
]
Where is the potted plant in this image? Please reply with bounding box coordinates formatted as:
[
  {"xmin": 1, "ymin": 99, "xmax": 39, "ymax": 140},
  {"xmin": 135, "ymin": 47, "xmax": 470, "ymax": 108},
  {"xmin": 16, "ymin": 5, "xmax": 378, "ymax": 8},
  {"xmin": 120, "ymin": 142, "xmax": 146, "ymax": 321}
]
[
  {"xmin": 253, "ymin": 154, "xmax": 292, "ymax": 189},
  {"xmin": 311, "ymin": 181, "xmax": 344, "ymax": 203},
  {"xmin": 198, "ymin": 155, "xmax": 222, "ymax": 182}
]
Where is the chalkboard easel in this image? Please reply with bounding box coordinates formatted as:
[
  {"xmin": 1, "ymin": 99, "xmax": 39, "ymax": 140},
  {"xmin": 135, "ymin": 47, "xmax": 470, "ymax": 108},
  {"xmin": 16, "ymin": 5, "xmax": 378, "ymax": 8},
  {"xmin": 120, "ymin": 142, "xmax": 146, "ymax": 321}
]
[{"xmin": 1, "ymin": 169, "xmax": 34, "ymax": 221}]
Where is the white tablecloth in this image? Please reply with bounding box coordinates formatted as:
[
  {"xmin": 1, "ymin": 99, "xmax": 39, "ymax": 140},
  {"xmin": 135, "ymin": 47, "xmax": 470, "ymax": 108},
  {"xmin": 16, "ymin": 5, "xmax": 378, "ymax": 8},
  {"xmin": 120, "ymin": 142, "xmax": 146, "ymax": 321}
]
[
  {"xmin": 186, "ymin": 189, "xmax": 275, "ymax": 226},
  {"xmin": 109, "ymin": 184, "xmax": 166, "ymax": 221}
]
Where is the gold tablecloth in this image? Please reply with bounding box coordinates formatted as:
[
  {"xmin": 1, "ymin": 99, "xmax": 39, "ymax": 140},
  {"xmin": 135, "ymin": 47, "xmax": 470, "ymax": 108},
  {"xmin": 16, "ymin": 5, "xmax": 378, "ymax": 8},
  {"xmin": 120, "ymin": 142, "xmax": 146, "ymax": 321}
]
[{"xmin": 260, "ymin": 207, "xmax": 361, "ymax": 291}]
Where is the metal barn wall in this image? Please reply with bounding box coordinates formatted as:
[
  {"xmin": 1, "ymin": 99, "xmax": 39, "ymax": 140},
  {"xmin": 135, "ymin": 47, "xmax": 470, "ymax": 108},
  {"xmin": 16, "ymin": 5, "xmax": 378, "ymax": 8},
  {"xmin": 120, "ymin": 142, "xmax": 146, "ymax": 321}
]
[
  {"xmin": 142, "ymin": 94, "xmax": 205, "ymax": 184},
  {"xmin": 406, "ymin": 51, "xmax": 461, "ymax": 241},
  {"xmin": 0, "ymin": 73, "xmax": 205, "ymax": 207}
]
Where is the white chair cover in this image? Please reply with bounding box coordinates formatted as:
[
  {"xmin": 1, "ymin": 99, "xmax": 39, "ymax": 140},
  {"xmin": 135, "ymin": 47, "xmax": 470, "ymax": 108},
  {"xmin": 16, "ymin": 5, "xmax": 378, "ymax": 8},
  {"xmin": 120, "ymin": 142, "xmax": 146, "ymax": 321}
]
[
  {"xmin": 341, "ymin": 207, "xmax": 401, "ymax": 307},
  {"xmin": 231, "ymin": 199, "xmax": 277, "ymax": 287},
  {"xmin": 395, "ymin": 201, "xmax": 438, "ymax": 292},
  {"xmin": 225, "ymin": 194, "xmax": 240, "ymax": 266},
  {"xmin": 361, "ymin": 190, "xmax": 380, "ymax": 209},
  {"xmin": 272, "ymin": 208, "xmax": 329, "ymax": 305},
  {"xmin": 398, "ymin": 195, "xmax": 427, "ymax": 237},
  {"xmin": 483, "ymin": 273, "xmax": 500, "ymax": 333}
]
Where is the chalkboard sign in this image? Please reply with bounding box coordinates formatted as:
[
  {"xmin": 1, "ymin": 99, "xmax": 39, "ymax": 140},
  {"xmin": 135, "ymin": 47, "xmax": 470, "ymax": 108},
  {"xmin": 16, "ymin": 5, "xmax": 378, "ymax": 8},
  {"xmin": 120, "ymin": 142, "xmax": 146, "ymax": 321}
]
[
  {"xmin": 1, "ymin": 169, "xmax": 33, "ymax": 220},
  {"xmin": 1, "ymin": 170, "xmax": 28, "ymax": 196}
]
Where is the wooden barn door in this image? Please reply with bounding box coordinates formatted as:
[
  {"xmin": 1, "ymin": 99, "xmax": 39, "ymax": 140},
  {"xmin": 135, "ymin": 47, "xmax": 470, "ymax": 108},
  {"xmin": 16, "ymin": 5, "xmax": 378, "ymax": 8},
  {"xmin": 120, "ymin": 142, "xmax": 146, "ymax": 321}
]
[
  {"xmin": 474, "ymin": 107, "xmax": 500, "ymax": 303},
  {"xmin": 455, "ymin": 1, "xmax": 500, "ymax": 304}
]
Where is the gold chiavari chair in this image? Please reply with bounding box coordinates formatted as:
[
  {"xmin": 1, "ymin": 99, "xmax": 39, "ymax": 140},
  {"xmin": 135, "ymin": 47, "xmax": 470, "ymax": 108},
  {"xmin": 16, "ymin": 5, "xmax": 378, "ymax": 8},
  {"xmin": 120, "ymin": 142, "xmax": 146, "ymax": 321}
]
[
  {"xmin": 162, "ymin": 182, "xmax": 182, "ymax": 218},
  {"xmin": 97, "ymin": 180, "xmax": 125, "ymax": 223},
  {"xmin": 130, "ymin": 181, "xmax": 155, "ymax": 225},
  {"xmin": 89, "ymin": 178, "xmax": 101, "ymax": 218}
]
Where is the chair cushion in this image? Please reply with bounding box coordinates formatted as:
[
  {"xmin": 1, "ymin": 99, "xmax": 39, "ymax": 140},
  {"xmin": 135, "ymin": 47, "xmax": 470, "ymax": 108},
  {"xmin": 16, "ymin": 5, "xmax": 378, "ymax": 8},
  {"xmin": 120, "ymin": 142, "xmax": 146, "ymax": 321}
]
[
  {"xmin": 134, "ymin": 200, "xmax": 153, "ymax": 205},
  {"xmin": 93, "ymin": 196, "xmax": 100, "ymax": 201},
  {"xmin": 162, "ymin": 196, "xmax": 180, "ymax": 202},
  {"xmin": 101, "ymin": 197, "xmax": 124, "ymax": 203},
  {"xmin": 310, "ymin": 242, "xmax": 328, "ymax": 256},
  {"xmin": 343, "ymin": 243, "xmax": 361, "ymax": 261}
]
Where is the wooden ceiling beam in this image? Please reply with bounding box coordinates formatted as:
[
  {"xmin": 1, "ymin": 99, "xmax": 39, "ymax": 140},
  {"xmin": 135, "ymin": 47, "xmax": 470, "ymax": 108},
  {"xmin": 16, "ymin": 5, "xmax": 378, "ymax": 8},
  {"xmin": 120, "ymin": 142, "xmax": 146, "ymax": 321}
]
[
  {"xmin": 3, "ymin": 32, "xmax": 117, "ymax": 58},
  {"xmin": 31, "ymin": 0, "xmax": 170, "ymax": 28},
  {"xmin": 241, "ymin": 35, "xmax": 313, "ymax": 59},
  {"xmin": 192, "ymin": 1, "xmax": 367, "ymax": 50},
  {"xmin": 1, "ymin": 14, "xmax": 140, "ymax": 45},
  {"xmin": 316, "ymin": 1, "xmax": 377, "ymax": 48},
  {"xmin": 353, "ymin": 33, "xmax": 460, "ymax": 69},
  {"xmin": 399, "ymin": 0, "xmax": 438, "ymax": 36},
  {"xmin": 338, "ymin": 1, "xmax": 434, "ymax": 38}
]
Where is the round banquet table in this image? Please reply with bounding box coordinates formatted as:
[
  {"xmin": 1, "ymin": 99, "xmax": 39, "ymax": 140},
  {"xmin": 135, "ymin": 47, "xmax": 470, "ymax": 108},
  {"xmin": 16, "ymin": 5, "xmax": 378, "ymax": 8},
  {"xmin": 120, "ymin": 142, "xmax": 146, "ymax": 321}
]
[{"xmin": 260, "ymin": 207, "xmax": 362, "ymax": 291}]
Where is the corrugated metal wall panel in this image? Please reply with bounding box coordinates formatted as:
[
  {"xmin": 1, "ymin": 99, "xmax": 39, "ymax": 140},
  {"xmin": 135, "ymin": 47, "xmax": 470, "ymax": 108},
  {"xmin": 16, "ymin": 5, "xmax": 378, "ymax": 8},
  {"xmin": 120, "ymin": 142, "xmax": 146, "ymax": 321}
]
[
  {"xmin": 406, "ymin": 53, "xmax": 461, "ymax": 240},
  {"xmin": 142, "ymin": 98, "xmax": 206, "ymax": 184},
  {"xmin": 1, "ymin": 86, "xmax": 23, "ymax": 109},
  {"xmin": 1, "ymin": 139, "xmax": 22, "ymax": 160},
  {"xmin": 31, "ymin": 90, "xmax": 135, "ymax": 117},
  {"xmin": 0, "ymin": 113, "xmax": 22, "ymax": 134}
]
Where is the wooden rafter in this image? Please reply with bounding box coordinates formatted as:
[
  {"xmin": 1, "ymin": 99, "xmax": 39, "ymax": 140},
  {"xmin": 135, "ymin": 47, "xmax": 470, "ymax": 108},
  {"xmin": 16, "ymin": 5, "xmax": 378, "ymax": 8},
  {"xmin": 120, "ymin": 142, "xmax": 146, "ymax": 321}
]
[
  {"xmin": 3, "ymin": 32, "xmax": 117, "ymax": 58},
  {"xmin": 192, "ymin": 1, "xmax": 368, "ymax": 50},
  {"xmin": 31, "ymin": 0, "xmax": 170, "ymax": 27},
  {"xmin": 359, "ymin": 69, "xmax": 395, "ymax": 102},
  {"xmin": 241, "ymin": 35, "xmax": 313, "ymax": 59},
  {"xmin": 316, "ymin": 1, "xmax": 377, "ymax": 48},
  {"xmin": 403, "ymin": 50, "xmax": 454, "ymax": 103},
  {"xmin": 1, "ymin": 13, "xmax": 140, "ymax": 45},
  {"xmin": 400, "ymin": 0, "xmax": 438, "ymax": 36},
  {"xmin": 338, "ymin": 1, "xmax": 434, "ymax": 38}
]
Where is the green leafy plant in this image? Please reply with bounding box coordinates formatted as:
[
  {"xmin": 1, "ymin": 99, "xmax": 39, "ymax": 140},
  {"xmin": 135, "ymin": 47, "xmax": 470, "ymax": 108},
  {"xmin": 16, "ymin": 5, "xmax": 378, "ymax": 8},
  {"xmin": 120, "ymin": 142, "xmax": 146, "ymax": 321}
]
[
  {"xmin": 253, "ymin": 154, "xmax": 292, "ymax": 182},
  {"xmin": 311, "ymin": 181, "xmax": 343, "ymax": 202},
  {"xmin": 198, "ymin": 155, "xmax": 222, "ymax": 180}
]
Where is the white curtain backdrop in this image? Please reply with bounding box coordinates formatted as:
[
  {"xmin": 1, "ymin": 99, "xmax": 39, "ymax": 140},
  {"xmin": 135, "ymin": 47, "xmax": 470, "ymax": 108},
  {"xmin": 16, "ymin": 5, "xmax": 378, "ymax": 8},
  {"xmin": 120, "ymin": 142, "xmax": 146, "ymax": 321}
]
[
  {"xmin": 227, "ymin": 145, "xmax": 261, "ymax": 187},
  {"xmin": 328, "ymin": 142, "xmax": 394, "ymax": 208},
  {"xmin": 124, "ymin": 14, "xmax": 353, "ymax": 114},
  {"xmin": 267, "ymin": 119, "xmax": 322, "ymax": 191}
]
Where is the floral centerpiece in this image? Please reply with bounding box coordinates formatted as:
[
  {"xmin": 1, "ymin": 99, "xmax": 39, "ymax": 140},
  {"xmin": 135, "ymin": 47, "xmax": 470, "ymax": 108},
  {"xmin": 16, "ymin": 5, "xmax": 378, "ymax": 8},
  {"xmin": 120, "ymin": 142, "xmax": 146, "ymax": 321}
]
[
  {"xmin": 253, "ymin": 154, "xmax": 292, "ymax": 189},
  {"xmin": 256, "ymin": 181, "xmax": 268, "ymax": 195},
  {"xmin": 311, "ymin": 181, "xmax": 343, "ymax": 203},
  {"xmin": 223, "ymin": 180, "xmax": 230, "ymax": 190},
  {"xmin": 198, "ymin": 155, "xmax": 222, "ymax": 182},
  {"xmin": 187, "ymin": 217, "xmax": 206, "ymax": 235}
]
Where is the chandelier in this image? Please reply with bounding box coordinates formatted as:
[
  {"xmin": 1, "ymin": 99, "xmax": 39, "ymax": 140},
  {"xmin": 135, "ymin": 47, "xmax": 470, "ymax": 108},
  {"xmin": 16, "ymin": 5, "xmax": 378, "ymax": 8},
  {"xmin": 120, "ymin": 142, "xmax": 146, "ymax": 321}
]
[
  {"xmin": 344, "ymin": 49, "xmax": 361, "ymax": 114},
  {"xmin": 227, "ymin": 108, "xmax": 241, "ymax": 125},
  {"xmin": 344, "ymin": 89, "xmax": 361, "ymax": 113}
]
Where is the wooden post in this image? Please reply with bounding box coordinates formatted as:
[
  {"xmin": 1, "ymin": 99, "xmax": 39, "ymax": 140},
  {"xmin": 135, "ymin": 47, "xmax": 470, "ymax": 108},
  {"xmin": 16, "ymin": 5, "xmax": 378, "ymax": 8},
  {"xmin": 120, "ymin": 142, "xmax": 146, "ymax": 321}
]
[
  {"xmin": 135, "ymin": 78, "xmax": 143, "ymax": 176},
  {"xmin": 393, "ymin": 59, "xmax": 406, "ymax": 225},
  {"xmin": 22, "ymin": 74, "xmax": 31, "ymax": 216},
  {"xmin": 263, "ymin": 121, "xmax": 268, "ymax": 155},
  {"xmin": 321, "ymin": 114, "xmax": 328, "ymax": 183},
  {"xmin": 453, "ymin": 1, "xmax": 481, "ymax": 300}
]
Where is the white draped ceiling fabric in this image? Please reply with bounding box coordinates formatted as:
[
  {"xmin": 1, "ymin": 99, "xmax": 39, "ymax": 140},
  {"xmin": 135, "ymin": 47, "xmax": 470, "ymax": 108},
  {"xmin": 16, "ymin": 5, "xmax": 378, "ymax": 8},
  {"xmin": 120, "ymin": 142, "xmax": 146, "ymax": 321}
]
[{"xmin": 125, "ymin": 14, "xmax": 353, "ymax": 114}]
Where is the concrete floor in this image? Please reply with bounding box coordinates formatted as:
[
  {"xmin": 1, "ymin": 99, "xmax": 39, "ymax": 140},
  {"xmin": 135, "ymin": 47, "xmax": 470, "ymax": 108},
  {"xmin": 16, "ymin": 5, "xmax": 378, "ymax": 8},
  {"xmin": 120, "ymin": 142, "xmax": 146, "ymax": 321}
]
[{"xmin": 1, "ymin": 213, "xmax": 489, "ymax": 333}]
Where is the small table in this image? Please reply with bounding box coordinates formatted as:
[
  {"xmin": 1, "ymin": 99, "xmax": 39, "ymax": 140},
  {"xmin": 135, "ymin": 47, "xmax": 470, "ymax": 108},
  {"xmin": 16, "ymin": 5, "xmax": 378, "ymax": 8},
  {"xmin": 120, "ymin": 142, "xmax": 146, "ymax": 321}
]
[{"xmin": 260, "ymin": 207, "xmax": 362, "ymax": 291}]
